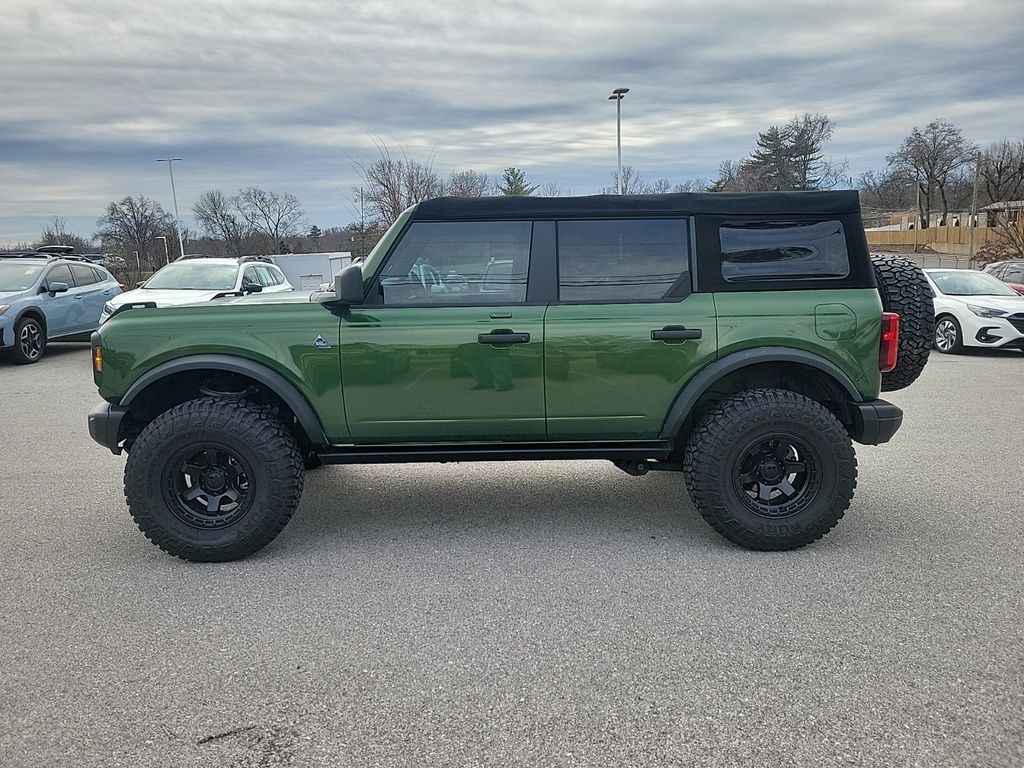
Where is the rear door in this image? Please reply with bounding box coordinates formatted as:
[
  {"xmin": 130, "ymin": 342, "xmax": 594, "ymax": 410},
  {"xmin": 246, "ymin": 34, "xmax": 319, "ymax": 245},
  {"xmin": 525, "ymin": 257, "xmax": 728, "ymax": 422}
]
[
  {"xmin": 69, "ymin": 264, "xmax": 114, "ymax": 332},
  {"xmin": 544, "ymin": 218, "xmax": 717, "ymax": 440},
  {"xmin": 341, "ymin": 220, "xmax": 545, "ymax": 443}
]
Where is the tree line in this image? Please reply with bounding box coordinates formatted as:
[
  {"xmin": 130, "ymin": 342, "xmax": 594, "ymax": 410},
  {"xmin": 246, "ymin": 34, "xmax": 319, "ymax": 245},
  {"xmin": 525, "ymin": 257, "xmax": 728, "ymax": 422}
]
[{"xmin": 17, "ymin": 115, "xmax": 1024, "ymax": 268}]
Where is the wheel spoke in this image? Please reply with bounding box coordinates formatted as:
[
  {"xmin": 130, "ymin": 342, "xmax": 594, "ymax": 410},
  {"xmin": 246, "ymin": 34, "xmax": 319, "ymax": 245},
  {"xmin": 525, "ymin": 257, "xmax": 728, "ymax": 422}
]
[
  {"xmin": 785, "ymin": 461, "xmax": 805, "ymax": 474},
  {"xmin": 758, "ymin": 483, "xmax": 773, "ymax": 501},
  {"xmin": 777, "ymin": 479, "xmax": 796, "ymax": 497},
  {"xmin": 738, "ymin": 471, "xmax": 756, "ymax": 485},
  {"xmin": 183, "ymin": 486, "xmax": 204, "ymax": 502},
  {"xmin": 206, "ymin": 494, "xmax": 223, "ymax": 513}
]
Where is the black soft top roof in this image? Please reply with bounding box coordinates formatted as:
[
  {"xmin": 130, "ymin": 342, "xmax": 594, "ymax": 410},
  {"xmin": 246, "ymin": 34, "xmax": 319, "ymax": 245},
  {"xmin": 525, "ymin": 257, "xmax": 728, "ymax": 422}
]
[{"xmin": 411, "ymin": 190, "xmax": 861, "ymax": 221}]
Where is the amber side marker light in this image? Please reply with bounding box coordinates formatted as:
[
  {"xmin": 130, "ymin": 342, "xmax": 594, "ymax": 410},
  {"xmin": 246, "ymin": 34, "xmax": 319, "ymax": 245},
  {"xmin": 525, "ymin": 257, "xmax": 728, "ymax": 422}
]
[{"xmin": 93, "ymin": 346, "xmax": 103, "ymax": 374}]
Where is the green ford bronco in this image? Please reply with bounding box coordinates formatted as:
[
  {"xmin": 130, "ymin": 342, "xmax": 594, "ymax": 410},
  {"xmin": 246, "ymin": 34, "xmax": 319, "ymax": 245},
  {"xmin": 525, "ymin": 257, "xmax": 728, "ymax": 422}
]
[{"xmin": 87, "ymin": 191, "xmax": 933, "ymax": 561}]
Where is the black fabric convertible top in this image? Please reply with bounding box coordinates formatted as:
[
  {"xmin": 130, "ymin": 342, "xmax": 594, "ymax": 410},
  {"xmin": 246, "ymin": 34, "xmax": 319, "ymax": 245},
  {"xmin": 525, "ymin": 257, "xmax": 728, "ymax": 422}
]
[{"xmin": 411, "ymin": 190, "xmax": 861, "ymax": 221}]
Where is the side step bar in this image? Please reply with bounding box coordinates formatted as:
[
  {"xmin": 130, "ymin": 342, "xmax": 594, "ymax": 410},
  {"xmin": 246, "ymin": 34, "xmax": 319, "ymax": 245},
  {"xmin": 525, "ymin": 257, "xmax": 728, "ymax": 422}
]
[{"xmin": 317, "ymin": 441, "xmax": 674, "ymax": 466}]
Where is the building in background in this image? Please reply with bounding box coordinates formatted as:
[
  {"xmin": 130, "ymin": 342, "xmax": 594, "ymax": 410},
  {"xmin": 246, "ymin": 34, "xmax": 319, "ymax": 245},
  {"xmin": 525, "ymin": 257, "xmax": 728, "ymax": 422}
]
[{"xmin": 267, "ymin": 251, "xmax": 352, "ymax": 291}]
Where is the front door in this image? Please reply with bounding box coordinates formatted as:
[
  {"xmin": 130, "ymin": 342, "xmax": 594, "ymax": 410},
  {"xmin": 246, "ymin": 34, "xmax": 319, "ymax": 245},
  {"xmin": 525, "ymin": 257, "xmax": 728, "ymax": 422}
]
[
  {"xmin": 341, "ymin": 220, "xmax": 545, "ymax": 443},
  {"xmin": 39, "ymin": 263, "xmax": 77, "ymax": 338}
]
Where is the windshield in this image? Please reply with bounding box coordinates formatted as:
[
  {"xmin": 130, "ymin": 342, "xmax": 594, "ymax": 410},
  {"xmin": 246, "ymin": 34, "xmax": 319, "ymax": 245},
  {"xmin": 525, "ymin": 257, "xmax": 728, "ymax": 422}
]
[
  {"xmin": 929, "ymin": 270, "xmax": 1019, "ymax": 297},
  {"xmin": 143, "ymin": 262, "xmax": 239, "ymax": 290},
  {"xmin": 0, "ymin": 262, "xmax": 44, "ymax": 292}
]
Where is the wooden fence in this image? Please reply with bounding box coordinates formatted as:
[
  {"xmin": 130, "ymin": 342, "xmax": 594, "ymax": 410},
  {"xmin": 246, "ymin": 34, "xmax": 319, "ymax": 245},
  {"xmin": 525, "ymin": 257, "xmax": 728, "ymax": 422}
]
[{"xmin": 865, "ymin": 225, "xmax": 1003, "ymax": 255}]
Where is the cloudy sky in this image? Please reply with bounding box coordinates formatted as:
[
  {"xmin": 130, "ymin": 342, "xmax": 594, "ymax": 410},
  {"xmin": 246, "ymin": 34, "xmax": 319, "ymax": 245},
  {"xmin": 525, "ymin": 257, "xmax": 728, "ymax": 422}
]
[{"xmin": 1, "ymin": 0, "xmax": 1022, "ymax": 243}]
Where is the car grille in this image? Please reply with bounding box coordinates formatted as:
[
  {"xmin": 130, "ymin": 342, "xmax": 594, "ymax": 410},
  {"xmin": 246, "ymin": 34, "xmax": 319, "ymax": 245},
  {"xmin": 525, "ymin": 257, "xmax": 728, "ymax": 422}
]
[{"xmin": 1008, "ymin": 314, "xmax": 1024, "ymax": 334}]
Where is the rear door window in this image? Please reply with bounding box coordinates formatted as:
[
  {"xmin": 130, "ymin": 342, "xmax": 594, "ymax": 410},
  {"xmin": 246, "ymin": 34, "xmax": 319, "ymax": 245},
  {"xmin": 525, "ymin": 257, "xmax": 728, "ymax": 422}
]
[
  {"xmin": 70, "ymin": 264, "xmax": 100, "ymax": 286},
  {"xmin": 556, "ymin": 219, "xmax": 689, "ymax": 302},
  {"xmin": 46, "ymin": 264, "xmax": 74, "ymax": 287}
]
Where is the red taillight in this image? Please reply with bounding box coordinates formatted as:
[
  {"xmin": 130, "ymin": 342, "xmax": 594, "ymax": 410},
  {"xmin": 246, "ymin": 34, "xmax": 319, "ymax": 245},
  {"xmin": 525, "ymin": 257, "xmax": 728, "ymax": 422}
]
[
  {"xmin": 879, "ymin": 312, "xmax": 899, "ymax": 373},
  {"xmin": 118, "ymin": 283, "xmax": 127, "ymax": 292}
]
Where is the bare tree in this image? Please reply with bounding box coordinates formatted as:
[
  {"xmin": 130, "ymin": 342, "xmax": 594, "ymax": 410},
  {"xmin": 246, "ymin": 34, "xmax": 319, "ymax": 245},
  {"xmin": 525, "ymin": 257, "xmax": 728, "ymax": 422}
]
[
  {"xmin": 447, "ymin": 169, "xmax": 490, "ymax": 197},
  {"xmin": 540, "ymin": 180, "xmax": 563, "ymax": 197},
  {"xmin": 355, "ymin": 145, "xmax": 445, "ymax": 226},
  {"xmin": 37, "ymin": 216, "xmax": 93, "ymax": 251},
  {"xmin": 651, "ymin": 177, "xmax": 672, "ymax": 194},
  {"xmin": 979, "ymin": 139, "xmax": 1024, "ymax": 206},
  {"xmin": 192, "ymin": 190, "xmax": 249, "ymax": 258},
  {"xmin": 673, "ymin": 179, "xmax": 711, "ymax": 193},
  {"xmin": 95, "ymin": 196, "xmax": 173, "ymax": 267},
  {"xmin": 235, "ymin": 187, "xmax": 306, "ymax": 251},
  {"xmin": 603, "ymin": 165, "xmax": 652, "ymax": 194},
  {"xmin": 887, "ymin": 118, "xmax": 977, "ymax": 226}
]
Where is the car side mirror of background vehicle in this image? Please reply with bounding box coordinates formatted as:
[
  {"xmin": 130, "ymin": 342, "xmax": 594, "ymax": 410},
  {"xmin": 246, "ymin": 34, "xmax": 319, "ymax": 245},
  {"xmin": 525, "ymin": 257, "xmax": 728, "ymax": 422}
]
[
  {"xmin": 45, "ymin": 281, "xmax": 70, "ymax": 297},
  {"xmin": 136, "ymin": 281, "xmax": 146, "ymax": 289},
  {"xmin": 243, "ymin": 283, "xmax": 263, "ymax": 294},
  {"xmin": 325, "ymin": 263, "xmax": 365, "ymax": 306}
]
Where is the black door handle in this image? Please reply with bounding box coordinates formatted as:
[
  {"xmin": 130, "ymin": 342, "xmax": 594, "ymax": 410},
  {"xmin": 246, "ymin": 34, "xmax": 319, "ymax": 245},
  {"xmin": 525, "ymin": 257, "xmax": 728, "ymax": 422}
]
[
  {"xmin": 651, "ymin": 327, "xmax": 702, "ymax": 341},
  {"xmin": 478, "ymin": 332, "xmax": 530, "ymax": 345}
]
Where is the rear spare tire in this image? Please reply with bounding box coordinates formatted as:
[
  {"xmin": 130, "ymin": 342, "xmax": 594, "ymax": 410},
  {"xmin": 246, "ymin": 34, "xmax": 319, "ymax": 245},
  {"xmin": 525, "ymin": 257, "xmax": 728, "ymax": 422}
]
[{"xmin": 870, "ymin": 255, "xmax": 934, "ymax": 391}]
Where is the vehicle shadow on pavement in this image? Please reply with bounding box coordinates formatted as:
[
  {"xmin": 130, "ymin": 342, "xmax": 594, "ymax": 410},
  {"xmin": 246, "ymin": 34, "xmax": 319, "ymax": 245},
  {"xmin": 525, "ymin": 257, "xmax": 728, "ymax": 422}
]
[{"xmin": 281, "ymin": 461, "xmax": 721, "ymax": 555}]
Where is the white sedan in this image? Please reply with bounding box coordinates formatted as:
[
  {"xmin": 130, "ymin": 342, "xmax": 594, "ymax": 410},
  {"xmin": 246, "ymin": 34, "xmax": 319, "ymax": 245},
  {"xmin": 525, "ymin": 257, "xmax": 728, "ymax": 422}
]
[
  {"xmin": 101, "ymin": 256, "xmax": 293, "ymax": 324},
  {"xmin": 924, "ymin": 269, "xmax": 1024, "ymax": 353}
]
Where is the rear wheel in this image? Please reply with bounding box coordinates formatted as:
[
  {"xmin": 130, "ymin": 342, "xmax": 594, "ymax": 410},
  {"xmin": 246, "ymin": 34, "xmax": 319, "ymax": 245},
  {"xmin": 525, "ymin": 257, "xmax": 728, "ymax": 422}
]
[
  {"xmin": 683, "ymin": 388, "xmax": 857, "ymax": 551},
  {"xmin": 871, "ymin": 255, "xmax": 934, "ymax": 390},
  {"xmin": 933, "ymin": 314, "xmax": 964, "ymax": 354},
  {"xmin": 12, "ymin": 316, "xmax": 46, "ymax": 364},
  {"xmin": 124, "ymin": 397, "xmax": 305, "ymax": 562}
]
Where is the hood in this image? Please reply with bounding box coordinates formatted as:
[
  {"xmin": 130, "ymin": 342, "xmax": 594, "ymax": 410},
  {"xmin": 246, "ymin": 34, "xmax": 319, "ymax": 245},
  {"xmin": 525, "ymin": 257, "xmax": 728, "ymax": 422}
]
[
  {"xmin": 0, "ymin": 291, "xmax": 25, "ymax": 304},
  {"xmin": 107, "ymin": 287, "xmax": 228, "ymax": 308},
  {"xmin": 947, "ymin": 294, "xmax": 1024, "ymax": 313}
]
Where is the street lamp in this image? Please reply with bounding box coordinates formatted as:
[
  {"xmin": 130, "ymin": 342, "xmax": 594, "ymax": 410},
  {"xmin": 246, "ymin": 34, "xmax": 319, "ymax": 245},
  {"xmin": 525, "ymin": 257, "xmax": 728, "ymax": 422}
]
[
  {"xmin": 608, "ymin": 87, "xmax": 630, "ymax": 194},
  {"xmin": 155, "ymin": 236, "xmax": 170, "ymax": 264},
  {"xmin": 156, "ymin": 158, "xmax": 186, "ymax": 259}
]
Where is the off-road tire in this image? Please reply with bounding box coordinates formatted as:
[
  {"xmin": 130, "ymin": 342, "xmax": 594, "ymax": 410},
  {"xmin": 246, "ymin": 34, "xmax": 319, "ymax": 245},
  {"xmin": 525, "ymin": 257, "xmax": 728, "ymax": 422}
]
[
  {"xmin": 124, "ymin": 397, "xmax": 305, "ymax": 562},
  {"xmin": 870, "ymin": 255, "xmax": 934, "ymax": 391},
  {"xmin": 683, "ymin": 388, "xmax": 857, "ymax": 551},
  {"xmin": 12, "ymin": 315, "xmax": 46, "ymax": 364}
]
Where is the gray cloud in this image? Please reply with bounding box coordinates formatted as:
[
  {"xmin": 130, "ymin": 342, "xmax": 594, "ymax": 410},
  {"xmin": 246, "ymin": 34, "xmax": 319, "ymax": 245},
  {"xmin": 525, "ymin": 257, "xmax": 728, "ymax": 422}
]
[{"xmin": 1, "ymin": 0, "xmax": 1022, "ymax": 241}]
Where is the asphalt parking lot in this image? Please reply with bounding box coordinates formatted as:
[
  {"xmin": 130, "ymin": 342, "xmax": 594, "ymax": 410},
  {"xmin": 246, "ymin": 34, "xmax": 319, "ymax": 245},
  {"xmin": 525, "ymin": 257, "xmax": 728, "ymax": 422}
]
[{"xmin": 1, "ymin": 344, "xmax": 1022, "ymax": 768}]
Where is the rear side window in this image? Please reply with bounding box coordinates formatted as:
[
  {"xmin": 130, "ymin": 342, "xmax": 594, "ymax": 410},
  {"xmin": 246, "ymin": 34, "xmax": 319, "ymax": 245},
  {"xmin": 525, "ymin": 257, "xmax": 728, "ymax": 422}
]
[
  {"xmin": 557, "ymin": 219, "xmax": 688, "ymax": 302},
  {"xmin": 70, "ymin": 264, "xmax": 100, "ymax": 286},
  {"xmin": 719, "ymin": 219, "xmax": 849, "ymax": 282}
]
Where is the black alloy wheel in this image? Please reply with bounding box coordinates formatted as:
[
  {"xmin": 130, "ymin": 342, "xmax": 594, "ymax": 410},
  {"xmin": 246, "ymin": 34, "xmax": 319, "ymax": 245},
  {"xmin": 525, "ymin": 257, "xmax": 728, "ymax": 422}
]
[
  {"xmin": 164, "ymin": 445, "xmax": 254, "ymax": 529},
  {"xmin": 734, "ymin": 434, "xmax": 821, "ymax": 518}
]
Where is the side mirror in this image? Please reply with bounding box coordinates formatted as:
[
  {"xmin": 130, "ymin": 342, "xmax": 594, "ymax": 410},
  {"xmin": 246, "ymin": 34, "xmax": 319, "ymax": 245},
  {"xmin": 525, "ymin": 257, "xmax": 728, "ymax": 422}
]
[
  {"xmin": 46, "ymin": 281, "xmax": 70, "ymax": 296},
  {"xmin": 243, "ymin": 283, "xmax": 263, "ymax": 294},
  {"xmin": 328, "ymin": 263, "xmax": 365, "ymax": 306},
  {"xmin": 136, "ymin": 281, "xmax": 146, "ymax": 289}
]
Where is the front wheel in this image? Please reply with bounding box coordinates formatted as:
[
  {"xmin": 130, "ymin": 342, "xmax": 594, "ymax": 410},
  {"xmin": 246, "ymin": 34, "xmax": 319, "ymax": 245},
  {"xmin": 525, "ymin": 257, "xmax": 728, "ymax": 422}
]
[
  {"xmin": 124, "ymin": 398, "xmax": 305, "ymax": 561},
  {"xmin": 933, "ymin": 315, "xmax": 964, "ymax": 354},
  {"xmin": 683, "ymin": 388, "xmax": 858, "ymax": 551},
  {"xmin": 12, "ymin": 316, "xmax": 46, "ymax": 364}
]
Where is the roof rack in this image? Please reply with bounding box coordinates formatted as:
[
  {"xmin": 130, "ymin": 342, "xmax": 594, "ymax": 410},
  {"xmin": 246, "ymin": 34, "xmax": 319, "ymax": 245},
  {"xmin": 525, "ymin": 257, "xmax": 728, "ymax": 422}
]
[
  {"xmin": 0, "ymin": 251, "xmax": 95, "ymax": 262},
  {"xmin": 238, "ymin": 255, "xmax": 273, "ymax": 264}
]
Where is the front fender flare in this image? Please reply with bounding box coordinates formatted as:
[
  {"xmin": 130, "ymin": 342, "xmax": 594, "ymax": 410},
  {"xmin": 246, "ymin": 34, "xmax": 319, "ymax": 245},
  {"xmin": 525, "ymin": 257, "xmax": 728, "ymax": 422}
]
[{"xmin": 120, "ymin": 354, "xmax": 329, "ymax": 447}]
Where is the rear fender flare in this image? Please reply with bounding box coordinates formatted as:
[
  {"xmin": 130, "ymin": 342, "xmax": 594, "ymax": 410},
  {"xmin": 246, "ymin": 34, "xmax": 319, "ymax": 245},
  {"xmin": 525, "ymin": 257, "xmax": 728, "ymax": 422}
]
[{"xmin": 659, "ymin": 347, "xmax": 863, "ymax": 440}]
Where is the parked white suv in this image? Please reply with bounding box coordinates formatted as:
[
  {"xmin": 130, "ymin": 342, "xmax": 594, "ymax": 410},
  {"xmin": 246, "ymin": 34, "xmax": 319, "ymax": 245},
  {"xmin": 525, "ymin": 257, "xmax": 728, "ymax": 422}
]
[
  {"xmin": 100, "ymin": 256, "xmax": 293, "ymax": 324},
  {"xmin": 925, "ymin": 269, "xmax": 1024, "ymax": 353}
]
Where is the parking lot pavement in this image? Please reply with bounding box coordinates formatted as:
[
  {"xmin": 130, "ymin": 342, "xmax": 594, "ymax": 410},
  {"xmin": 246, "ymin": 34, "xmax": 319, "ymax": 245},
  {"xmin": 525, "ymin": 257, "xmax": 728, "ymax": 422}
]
[{"xmin": 1, "ymin": 344, "xmax": 1022, "ymax": 768}]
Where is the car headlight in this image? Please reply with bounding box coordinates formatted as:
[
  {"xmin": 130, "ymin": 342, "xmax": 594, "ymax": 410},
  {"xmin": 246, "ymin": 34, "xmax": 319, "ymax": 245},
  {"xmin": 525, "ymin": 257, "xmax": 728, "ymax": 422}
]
[
  {"xmin": 102, "ymin": 302, "xmax": 114, "ymax": 315},
  {"xmin": 0, "ymin": 304, "xmax": 9, "ymax": 316},
  {"xmin": 966, "ymin": 304, "xmax": 1007, "ymax": 318}
]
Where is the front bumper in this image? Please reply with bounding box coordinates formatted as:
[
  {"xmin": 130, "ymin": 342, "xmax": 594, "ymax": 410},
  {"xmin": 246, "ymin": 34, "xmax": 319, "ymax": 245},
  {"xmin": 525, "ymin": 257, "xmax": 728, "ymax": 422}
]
[
  {"xmin": 848, "ymin": 399, "xmax": 903, "ymax": 445},
  {"xmin": 87, "ymin": 401, "xmax": 130, "ymax": 454}
]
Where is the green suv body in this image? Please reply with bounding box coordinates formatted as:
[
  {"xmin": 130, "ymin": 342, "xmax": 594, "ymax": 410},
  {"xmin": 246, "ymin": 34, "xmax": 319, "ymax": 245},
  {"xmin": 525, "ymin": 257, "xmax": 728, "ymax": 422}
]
[{"xmin": 88, "ymin": 191, "xmax": 932, "ymax": 561}]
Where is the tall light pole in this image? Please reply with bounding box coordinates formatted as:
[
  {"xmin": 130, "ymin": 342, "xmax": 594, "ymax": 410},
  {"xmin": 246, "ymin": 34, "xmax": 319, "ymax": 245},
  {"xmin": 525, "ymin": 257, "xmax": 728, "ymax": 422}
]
[
  {"xmin": 156, "ymin": 158, "xmax": 186, "ymax": 259},
  {"xmin": 155, "ymin": 235, "xmax": 170, "ymax": 264},
  {"xmin": 608, "ymin": 87, "xmax": 629, "ymax": 194}
]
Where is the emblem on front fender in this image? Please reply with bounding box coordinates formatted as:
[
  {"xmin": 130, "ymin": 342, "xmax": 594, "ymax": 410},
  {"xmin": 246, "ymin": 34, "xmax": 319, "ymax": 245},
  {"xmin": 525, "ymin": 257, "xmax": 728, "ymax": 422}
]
[{"xmin": 313, "ymin": 335, "xmax": 332, "ymax": 349}]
